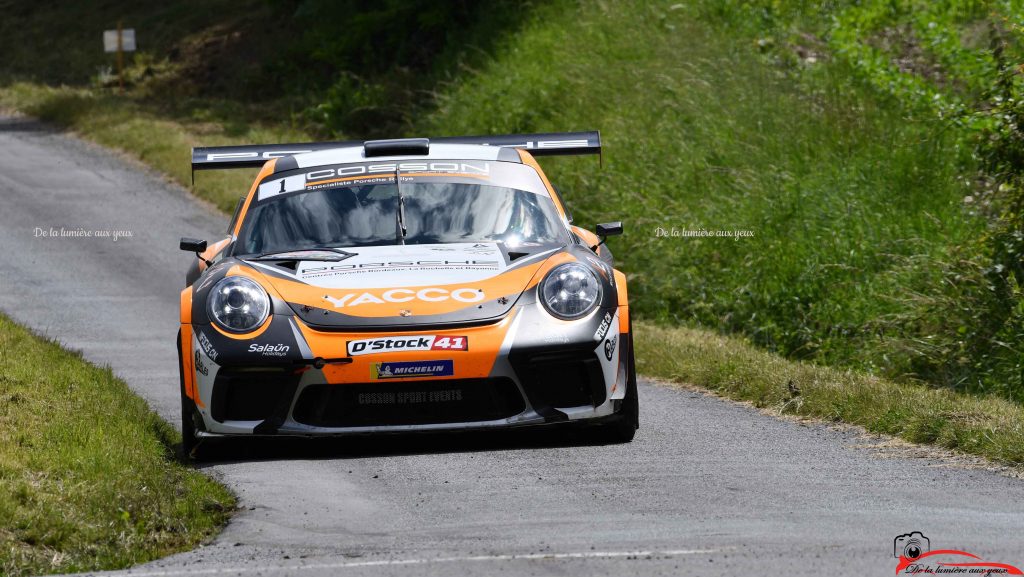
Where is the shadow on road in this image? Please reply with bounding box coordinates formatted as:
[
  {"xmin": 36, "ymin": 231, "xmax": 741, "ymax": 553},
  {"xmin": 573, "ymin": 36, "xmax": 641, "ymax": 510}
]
[
  {"xmin": 187, "ymin": 425, "xmax": 621, "ymax": 467},
  {"xmin": 0, "ymin": 116, "xmax": 53, "ymax": 133}
]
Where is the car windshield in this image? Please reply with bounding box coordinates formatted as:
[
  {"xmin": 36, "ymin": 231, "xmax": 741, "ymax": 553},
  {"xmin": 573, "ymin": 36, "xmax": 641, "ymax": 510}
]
[{"xmin": 236, "ymin": 179, "xmax": 567, "ymax": 256}]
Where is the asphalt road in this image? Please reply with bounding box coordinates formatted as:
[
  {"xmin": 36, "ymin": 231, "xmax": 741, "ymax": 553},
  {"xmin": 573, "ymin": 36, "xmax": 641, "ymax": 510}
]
[{"xmin": 3, "ymin": 116, "xmax": 1024, "ymax": 577}]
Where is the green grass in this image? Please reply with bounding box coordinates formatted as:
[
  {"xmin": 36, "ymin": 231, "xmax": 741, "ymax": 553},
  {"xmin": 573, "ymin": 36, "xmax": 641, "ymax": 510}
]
[
  {"xmin": 0, "ymin": 314, "xmax": 235, "ymax": 576},
  {"xmin": 636, "ymin": 321, "xmax": 1024, "ymax": 465}
]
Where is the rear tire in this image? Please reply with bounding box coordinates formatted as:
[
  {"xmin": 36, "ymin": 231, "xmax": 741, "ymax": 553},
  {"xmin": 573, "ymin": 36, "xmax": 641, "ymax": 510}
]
[
  {"xmin": 177, "ymin": 331, "xmax": 198, "ymax": 460},
  {"xmin": 601, "ymin": 321, "xmax": 639, "ymax": 443}
]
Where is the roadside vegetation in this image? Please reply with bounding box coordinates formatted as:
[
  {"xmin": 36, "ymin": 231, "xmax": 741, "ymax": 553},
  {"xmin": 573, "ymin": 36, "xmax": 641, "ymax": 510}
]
[
  {"xmin": 684, "ymin": 0, "xmax": 1024, "ymax": 421},
  {"xmin": 637, "ymin": 321, "xmax": 1024, "ymax": 465},
  {"xmin": 2, "ymin": 1, "xmax": 1024, "ymax": 464},
  {"xmin": 0, "ymin": 314, "xmax": 235, "ymax": 576}
]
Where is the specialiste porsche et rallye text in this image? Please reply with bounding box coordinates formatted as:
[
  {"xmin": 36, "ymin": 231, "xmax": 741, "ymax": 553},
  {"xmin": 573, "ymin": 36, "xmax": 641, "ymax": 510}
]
[{"xmin": 177, "ymin": 132, "xmax": 638, "ymax": 456}]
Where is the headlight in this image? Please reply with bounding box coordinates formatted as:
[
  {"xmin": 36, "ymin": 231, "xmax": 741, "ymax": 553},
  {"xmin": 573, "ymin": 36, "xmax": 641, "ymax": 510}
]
[
  {"xmin": 208, "ymin": 276, "xmax": 270, "ymax": 333},
  {"xmin": 540, "ymin": 262, "xmax": 603, "ymax": 319}
]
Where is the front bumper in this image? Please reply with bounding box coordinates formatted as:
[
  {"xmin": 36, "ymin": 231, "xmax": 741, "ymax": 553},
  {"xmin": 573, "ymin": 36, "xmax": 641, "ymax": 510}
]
[{"xmin": 184, "ymin": 304, "xmax": 629, "ymax": 437}]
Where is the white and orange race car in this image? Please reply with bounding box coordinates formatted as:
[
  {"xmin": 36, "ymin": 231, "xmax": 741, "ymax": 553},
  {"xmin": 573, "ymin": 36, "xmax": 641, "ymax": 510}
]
[{"xmin": 178, "ymin": 132, "xmax": 637, "ymax": 456}]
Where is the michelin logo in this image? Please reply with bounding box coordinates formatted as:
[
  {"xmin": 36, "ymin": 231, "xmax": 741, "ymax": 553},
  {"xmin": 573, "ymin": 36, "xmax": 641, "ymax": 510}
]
[{"xmin": 372, "ymin": 360, "xmax": 454, "ymax": 379}]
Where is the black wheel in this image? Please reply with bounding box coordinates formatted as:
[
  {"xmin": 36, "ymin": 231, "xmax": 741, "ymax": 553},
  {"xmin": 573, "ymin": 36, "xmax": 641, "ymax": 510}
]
[
  {"xmin": 177, "ymin": 331, "xmax": 198, "ymax": 459},
  {"xmin": 601, "ymin": 321, "xmax": 639, "ymax": 443}
]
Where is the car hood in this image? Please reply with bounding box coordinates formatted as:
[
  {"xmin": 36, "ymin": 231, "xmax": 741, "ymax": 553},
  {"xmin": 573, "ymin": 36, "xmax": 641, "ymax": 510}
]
[{"xmin": 243, "ymin": 242, "xmax": 562, "ymax": 329}]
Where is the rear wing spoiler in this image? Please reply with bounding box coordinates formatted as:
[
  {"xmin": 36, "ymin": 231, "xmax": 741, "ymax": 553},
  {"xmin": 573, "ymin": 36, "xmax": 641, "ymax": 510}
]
[{"xmin": 190, "ymin": 131, "xmax": 601, "ymax": 177}]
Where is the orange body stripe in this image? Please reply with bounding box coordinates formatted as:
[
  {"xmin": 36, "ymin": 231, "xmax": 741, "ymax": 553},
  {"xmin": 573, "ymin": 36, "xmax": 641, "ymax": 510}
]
[
  {"xmin": 179, "ymin": 288, "xmax": 204, "ymax": 407},
  {"xmin": 180, "ymin": 286, "xmax": 193, "ymax": 324},
  {"xmin": 517, "ymin": 149, "xmax": 568, "ymax": 219},
  {"xmin": 208, "ymin": 313, "xmax": 273, "ymax": 340},
  {"xmin": 231, "ymin": 159, "xmax": 278, "ymax": 238},
  {"xmin": 615, "ymin": 271, "xmax": 629, "ymax": 333}
]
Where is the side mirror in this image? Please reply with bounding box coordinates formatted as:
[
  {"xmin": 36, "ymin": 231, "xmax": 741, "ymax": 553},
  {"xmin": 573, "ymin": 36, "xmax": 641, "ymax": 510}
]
[
  {"xmin": 596, "ymin": 221, "xmax": 623, "ymax": 238},
  {"xmin": 591, "ymin": 222, "xmax": 623, "ymax": 251},
  {"xmin": 180, "ymin": 237, "xmax": 212, "ymax": 266},
  {"xmin": 180, "ymin": 237, "xmax": 207, "ymax": 253}
]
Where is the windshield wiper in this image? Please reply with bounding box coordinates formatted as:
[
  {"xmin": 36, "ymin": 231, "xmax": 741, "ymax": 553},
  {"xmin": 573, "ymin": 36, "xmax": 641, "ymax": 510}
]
[
  {"xmin": 248, "ymin": 249, "xmax": 353, "ymax": 262},
  {"xmin": 395, "ymin": 168, "xmax": 407, "ymax": 245}
]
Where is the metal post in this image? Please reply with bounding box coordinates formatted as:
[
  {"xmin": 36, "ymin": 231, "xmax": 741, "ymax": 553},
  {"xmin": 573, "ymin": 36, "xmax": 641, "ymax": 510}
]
[{"xmin": 116, "ymin": 20, "xmax": 124, "ymax": 94}]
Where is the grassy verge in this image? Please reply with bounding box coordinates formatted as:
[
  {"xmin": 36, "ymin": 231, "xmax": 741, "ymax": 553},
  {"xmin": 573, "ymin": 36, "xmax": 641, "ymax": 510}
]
[
  {"xmin": 0, "ymin": 314, "xmax": 235, "ymax": 577},
  {"xmin": 636, "ymin": 321, "xmax": 1024, "ymax": 465}
]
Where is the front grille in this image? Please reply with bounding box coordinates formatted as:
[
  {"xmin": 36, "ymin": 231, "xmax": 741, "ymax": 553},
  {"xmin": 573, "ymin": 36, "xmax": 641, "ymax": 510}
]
[
  {"xmin": 511, "ymin": 349, "xmax": 606, "ymax": 411},
  {"xmin": 292, "ymin": 378, "xmax": 526, "ymax": 427},
  {"xmin": 211, "ymin": 367, "xmax": 300, "ymax": 422}
]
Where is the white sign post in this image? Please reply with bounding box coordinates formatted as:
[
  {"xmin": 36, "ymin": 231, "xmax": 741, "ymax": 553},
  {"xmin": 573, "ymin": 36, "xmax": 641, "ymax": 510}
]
[{"xmin": 103, "ymin": 23, "xmax": 136, "ymax": 93}]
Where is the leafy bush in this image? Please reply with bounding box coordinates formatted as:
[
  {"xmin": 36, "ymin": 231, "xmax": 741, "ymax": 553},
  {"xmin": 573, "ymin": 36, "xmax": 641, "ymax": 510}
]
[
  {"xmin": 680, "ymin": 0, "xmax": 1024, "ymax": 399},
  {"xmin": 268, "ymin": 0, "xmax": 530, "ymax": 136}
]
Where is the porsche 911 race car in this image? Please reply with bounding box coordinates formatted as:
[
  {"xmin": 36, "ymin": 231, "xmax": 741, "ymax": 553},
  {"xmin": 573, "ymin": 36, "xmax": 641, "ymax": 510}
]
[{"xmin": 177, "ymin": 131, "xmax": 637, "ymax": 455}]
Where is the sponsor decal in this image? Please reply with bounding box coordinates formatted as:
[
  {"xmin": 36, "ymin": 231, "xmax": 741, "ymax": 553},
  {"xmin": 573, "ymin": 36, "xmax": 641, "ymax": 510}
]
[
  {"xmin": 301, "ymin": 260, "xmax": 500, "ymax": 278},
  {"xmin": 604, "ymin": 334, "xmax": 618, "ymax": 361},
  {"xmin": 194, "ymin": 350, "xmax": 209, "ymax": 376},
  {"xmin": 324, "ymin": 287, "xmax": 485, "ymax": 308},
  {"xmin": 206, "ymin": 149, "xmax": 314, "ymax": 162},
  {"xmin": 248, "ymin": 343, "xmax": 290, "ymax": 357},
  {"xmin": 357, "ymin": 389, "xmax": 463, "ymax": 405},
  {"xmin": 288, "ymin": 243, "xmax": 508, "ymax": 289},
  {"xmin": 371, "ymin": 360, "xmax": 454, "ymax": 379},
  {"xmin": 257, "ymin": 174, "xmax": 307, "ymax": 200},
  {"xmin": 892, "ymin": 532, "xmax": 1022, "ymax": 575},
  {"xmin": 256, "ymin": 163, "xmax": 495, "ymax": 199},
  {"xmin": 197, "ymin": 331, "xmax": 218, "ymax": 361},
  {"xmin": 304, "ymin": 162, "xmax": 491, "ymax": 184},
  {"xmin": 347, "ymin": 335, "xmax": 468, "ymax": 356},
  {"xmin": 593, "ymin": 312, "xmax": 613, "ymax": 342}
]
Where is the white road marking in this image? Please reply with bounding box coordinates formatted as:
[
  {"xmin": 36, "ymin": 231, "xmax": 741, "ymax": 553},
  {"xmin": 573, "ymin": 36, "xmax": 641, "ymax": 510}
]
[{"xmin": 98, "ymin": 549, "xmax": 724, "ymax": 576}]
